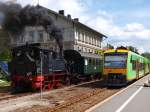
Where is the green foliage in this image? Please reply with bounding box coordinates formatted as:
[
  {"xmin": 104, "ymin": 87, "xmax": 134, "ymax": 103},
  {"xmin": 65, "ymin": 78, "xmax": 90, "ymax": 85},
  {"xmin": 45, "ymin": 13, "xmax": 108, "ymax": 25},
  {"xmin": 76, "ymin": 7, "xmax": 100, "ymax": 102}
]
[
  {"xmin": 142, "ymin": 52, "xmax": 150, "ymax": 58},
  {"xmin": 0, "ymin": 68, "xmax": 9, "ymax": 82},
  {"xmin": 0, "ymin": 79, "xmax": 10, "ymax": 87},
  {"xmin": 0, "ymin": 50, "xmax": 11, "ymax": 61},
  {"xmin": 127, "ymin": 46, "xmax": 139, "ymax": 54},
  {"xmin": 0, "ymin": 29, "xmax": 11, "ymax": 61}
]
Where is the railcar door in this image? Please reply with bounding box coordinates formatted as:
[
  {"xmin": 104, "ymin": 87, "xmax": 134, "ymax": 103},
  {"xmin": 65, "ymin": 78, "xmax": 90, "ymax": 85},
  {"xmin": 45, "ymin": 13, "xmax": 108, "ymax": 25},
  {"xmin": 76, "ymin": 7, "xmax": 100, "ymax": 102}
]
[{"xmin": 135, "ymin": 60, "xmax": 139, "ymax": 79}]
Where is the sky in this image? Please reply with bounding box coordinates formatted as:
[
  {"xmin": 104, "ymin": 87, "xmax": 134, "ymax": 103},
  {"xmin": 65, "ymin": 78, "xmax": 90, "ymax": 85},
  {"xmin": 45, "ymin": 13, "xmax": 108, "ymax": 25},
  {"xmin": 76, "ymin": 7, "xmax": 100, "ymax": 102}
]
[{"xmin": 1, "ymin": 0, "xmax": 150, "ymax": 53}]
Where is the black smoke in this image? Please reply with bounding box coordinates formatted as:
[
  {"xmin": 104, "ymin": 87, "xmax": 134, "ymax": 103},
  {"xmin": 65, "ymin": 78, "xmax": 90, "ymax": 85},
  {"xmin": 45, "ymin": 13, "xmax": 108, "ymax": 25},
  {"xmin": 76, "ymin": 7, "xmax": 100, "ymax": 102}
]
[{"xmin": 0, "ymin": 2, "xmax": 63, "ymax": 57}]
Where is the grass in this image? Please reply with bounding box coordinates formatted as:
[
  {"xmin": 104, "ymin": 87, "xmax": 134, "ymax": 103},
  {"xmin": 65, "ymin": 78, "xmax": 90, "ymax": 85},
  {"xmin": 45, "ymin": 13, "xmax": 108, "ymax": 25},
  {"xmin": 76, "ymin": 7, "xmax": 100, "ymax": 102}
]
[
  {"xmin": 0, "ymin": 71, "xmax": 10, "ymax": 87},
  {"xmin": 0, "ymin": 79, "xmax": 10, "ymax": 87}
]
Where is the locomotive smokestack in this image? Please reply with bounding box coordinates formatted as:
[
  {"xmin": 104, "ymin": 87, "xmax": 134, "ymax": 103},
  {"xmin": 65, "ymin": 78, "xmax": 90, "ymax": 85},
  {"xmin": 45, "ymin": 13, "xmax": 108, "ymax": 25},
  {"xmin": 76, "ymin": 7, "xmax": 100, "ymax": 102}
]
[{"xmin": 0, "ymin": 2, "xmax": 63, "ymax": 58}]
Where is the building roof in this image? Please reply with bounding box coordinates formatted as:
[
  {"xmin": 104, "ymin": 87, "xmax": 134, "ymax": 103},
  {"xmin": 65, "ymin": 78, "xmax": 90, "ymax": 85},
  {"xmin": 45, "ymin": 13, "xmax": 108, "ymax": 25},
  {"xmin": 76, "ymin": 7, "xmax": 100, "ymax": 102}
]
[{"xmin": 39, "ymin": 5, "xmax": 107, "ymax": 39}]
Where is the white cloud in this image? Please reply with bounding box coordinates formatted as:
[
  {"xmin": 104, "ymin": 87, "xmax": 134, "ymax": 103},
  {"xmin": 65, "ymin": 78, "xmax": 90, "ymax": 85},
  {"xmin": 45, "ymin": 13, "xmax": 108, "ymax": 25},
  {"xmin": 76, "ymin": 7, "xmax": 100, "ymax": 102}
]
[
  {"xmin": 17, "ymin": 0, "xmax": 87, "ymax": 19},
  {"xmin": 124, "ymin": 23, "xmax": 145, "ymax": 31},
  {"xmin": 86, "ymin": 10, "xmax": 150, "ymax": 40}
]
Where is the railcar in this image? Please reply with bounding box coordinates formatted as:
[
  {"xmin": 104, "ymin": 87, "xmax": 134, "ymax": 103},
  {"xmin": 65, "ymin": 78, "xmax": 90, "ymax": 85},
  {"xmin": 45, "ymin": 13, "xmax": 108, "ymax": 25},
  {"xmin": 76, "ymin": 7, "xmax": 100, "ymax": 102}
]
[
  {"xmin": 8, "ymin": 44, "xmax": 103, "ymax": 91},
  {"xmin": 103, "ymin": 48, "xmax": 150, "ymax": 86}
]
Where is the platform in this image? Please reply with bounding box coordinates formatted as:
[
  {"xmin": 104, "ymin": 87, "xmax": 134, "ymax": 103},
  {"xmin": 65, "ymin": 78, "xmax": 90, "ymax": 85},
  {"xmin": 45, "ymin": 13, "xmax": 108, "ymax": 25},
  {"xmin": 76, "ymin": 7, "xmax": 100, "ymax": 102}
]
[{"xmin": 86, "ymin": 74, "xmax": 150, "ymax": 112}]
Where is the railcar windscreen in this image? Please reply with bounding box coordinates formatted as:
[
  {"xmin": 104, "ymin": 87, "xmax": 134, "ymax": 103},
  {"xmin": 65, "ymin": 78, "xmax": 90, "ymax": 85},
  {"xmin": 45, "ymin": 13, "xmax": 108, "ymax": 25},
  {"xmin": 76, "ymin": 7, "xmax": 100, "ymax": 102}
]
[{"xmin": 104, "ymin": 53, "xmax": 127, "ymax": 69}]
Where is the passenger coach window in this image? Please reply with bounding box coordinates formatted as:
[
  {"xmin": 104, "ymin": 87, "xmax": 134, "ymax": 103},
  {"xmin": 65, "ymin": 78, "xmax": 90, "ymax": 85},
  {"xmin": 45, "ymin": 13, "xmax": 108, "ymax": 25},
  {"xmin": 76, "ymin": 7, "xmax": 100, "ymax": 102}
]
[
  {"xmin": 93, "ymin": 59, "xmax": 95, "ymax": 65},
  {"xmin": 89, "ymin": 58, "xmax": 92, "ymax": 64},
  {"xmin": 85, "ymin": 59, "xmax": 88, "ymax": 65},
  {"xmin": 96, "ymin": 59, "xmax": 99, "ymax": 65}
]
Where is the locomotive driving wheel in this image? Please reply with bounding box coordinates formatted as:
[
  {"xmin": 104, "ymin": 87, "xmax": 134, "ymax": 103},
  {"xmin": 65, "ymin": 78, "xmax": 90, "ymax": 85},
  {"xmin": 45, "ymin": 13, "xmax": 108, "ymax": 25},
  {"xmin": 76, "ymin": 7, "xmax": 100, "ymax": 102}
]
[{"xmin": 47, "ymin": 82, "xmax": 54, "ymax": 90}]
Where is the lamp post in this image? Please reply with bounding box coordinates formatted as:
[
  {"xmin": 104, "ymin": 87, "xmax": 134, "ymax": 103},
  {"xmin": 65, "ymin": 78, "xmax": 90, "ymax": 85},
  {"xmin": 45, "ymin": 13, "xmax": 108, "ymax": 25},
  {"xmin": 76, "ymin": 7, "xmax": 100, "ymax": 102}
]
[{"xmin": 40, "ymin": 51, "xmax": 43, "ymax": 99}]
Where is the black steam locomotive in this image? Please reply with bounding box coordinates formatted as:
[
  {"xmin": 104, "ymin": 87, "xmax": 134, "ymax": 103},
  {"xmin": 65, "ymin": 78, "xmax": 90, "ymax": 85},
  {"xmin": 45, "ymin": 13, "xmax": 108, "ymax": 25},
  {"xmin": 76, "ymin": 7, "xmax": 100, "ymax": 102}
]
[{"xmin": 9, "ymin": 43, "xmax": 102, "ymax": 91}]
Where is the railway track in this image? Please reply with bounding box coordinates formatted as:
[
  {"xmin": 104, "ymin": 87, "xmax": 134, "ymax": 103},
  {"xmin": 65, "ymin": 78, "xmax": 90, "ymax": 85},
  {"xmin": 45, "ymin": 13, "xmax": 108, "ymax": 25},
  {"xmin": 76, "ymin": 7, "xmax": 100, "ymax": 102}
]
[
  {"xmin": 0, "ymin": 80, "xmax": 101, "ymax": 102},
  {"xmin": 0, "ymin": 86, "xmax": 35, "ymax": 102},
  {"xmin": 47, "ymin": 81, "xmax": 122, "ymax": 112},
  {"xmin": 11, "ymin": 80, "xmax": 123, "ymax": 112},
  {"xmin": 0, "ymin": 93, "xmax": 33, "ymax": 101}
]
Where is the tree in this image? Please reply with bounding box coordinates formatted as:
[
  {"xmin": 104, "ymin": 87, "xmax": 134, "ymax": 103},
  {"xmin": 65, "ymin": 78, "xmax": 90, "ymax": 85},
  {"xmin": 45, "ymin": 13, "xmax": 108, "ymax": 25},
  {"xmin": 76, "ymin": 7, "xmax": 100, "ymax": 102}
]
[
  {"xmin": 0, "ymin": 29, "xmax": 11, "ymax": 61},
  {"xmin": 142, "ymin": 52, "xmax": 150, "ymax": 58},
  {"xmin": 127, "ymin": 46, "xmax": 139, "ymax": 54}
]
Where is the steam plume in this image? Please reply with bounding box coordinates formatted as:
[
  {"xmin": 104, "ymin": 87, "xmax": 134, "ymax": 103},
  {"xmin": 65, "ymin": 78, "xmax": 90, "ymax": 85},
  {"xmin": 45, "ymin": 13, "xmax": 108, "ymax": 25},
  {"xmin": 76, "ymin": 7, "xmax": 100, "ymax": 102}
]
[{"xmin": 0, "ymin": 2, "xmax": 63, "ymax": 57}]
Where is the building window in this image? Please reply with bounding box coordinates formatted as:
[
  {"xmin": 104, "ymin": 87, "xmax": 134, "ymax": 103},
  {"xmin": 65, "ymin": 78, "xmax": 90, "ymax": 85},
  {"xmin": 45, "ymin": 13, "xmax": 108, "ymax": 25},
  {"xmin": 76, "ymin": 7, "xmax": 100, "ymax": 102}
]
[
  {"xmin": 96, "ymin": 39, "xmax": 97, "ymax": 46},
  {"xmin": 49, "ymin": 35, "xmax": 54, "ymax": 41},
  {"xmin": 85, "ymin": 34, "xmax": 88, "ymax": 43},
  {"xmin": 75, "ymin": 30, "xmax": 78, "ymax": 40},
  {"xmin": 78, "ymin": 31, "xmax": 81, "ymax": 41},
  {"xmin": 29, "ymin": 31, "xmax": 34, "ymax": 42},
  {"xmin": 38, "ymin": 31, "xmax": 43, "ymax": 42},
  {"xmin": 81, "ymin": 32, "xmax": 84, "ymax": 42},
  {"xmin": 78, "ymin": 46, "xmax": 81, "ymax": 51},
  {"xmin": 83, "ymin": 32, "xmax": 86, "ymax": 43},
  {"xmin": 97, "ymin": 39, "xmax": 99, "ymax": 46},
  {"xmin": 81, "ymin": 47, "xmax": 83, "ymax": 51},
  {"xmin": 89, "ymin": 36, "xmax": 92, "ymax": 44},
  {"xmin": 20, "ymin": 36, "xmax": 24, "ymax": 43},
  {"xmin": 88, "ymin": 49, "xmax": 90, "ymax": 53},
  {"xmin": 90, "ymin": 36, "xmax": 93, "ymax": 45},
  {"xmin": 85, "ymin": 48, "xmax": 87, "ymax": 52},
  {"xmin": 94, "ymin": 38, "xmax": 96, "ymax": 46},
  {"xmin": 87, "ymin": 35, "xmax": 89, "ymax": 44},
  {"xmin": 92, "ymin": 37, "xmax": 94, "ymax": 45}
]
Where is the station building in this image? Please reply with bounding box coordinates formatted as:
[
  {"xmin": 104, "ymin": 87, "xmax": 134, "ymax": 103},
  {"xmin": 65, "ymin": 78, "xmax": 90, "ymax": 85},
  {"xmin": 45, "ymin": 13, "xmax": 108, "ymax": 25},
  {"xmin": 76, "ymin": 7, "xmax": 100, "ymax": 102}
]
[{"xmin": 10, "ymin": 6, "xmax": 106, "ymax": 54}]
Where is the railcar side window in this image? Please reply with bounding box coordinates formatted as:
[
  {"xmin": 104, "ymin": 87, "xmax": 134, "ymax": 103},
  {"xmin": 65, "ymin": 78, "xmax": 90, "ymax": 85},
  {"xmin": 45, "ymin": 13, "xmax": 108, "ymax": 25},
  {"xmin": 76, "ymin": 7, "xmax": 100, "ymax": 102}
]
[
  {"xmin": 139, "ymin": 63, "xmax": 145, "ymax": 70},
  {"xmin": 132, "ymin": 61, "xmax": 136, "ymax": 70}
]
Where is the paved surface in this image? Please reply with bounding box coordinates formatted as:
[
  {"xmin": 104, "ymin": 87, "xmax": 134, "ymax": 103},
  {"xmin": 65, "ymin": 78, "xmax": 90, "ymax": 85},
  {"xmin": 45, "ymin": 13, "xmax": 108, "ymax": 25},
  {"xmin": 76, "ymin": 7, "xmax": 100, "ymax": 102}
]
[{"xmin": 89, "ymin": 74, "xmax": 150, "ymax": 112}]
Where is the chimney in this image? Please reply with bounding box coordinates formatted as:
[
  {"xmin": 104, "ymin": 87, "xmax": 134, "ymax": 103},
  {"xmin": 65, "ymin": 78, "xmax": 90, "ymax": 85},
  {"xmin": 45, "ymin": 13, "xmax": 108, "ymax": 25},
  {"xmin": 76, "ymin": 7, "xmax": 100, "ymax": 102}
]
[
  {"xmin": 67, "ymin": 14, "xmax": 71, "ymax": 19},
  {"xmin": 74, "ymin": 18, "xmax": 79, "ymax": 22},
  {"xmin": 59, "ymin": 10, "xmax": 64, "ymax": 15}
]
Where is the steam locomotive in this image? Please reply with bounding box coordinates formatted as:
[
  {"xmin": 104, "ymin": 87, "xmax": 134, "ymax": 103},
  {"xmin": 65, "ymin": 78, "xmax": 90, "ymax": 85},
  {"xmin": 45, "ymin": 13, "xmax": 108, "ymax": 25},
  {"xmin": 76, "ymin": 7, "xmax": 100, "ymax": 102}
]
[{"xmin": 9, "ymin": 43, "xmax": 103, "ymax": 91}]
